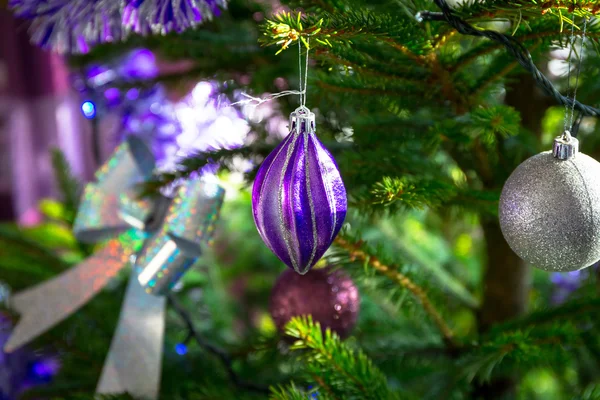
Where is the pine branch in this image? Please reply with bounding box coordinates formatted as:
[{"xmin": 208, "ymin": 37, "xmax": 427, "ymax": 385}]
[
  {"xmin": 0, "ymin": 225, "xmax": 71, "ymax": 274},
  {"xmin": 448, "ymin": 26, "xmax": 600, "ymax": 74},
  {"xmin": 269, "ymin": 382, "xmax": 325, "ymax": 400},
  {"xmin": 470, "ymin": 60, "xmax": 519, "ymax": 100},
  {"xmin": 142, "ymin": 146, "xmax": 263, "ymax": 193},
  {"xmin": 261, "ymin": 10, "xmax": 430, "ymax": 55},
  {"xmin": 334, "ymin": 236, "xmax": 458, "ymax": 348},
  {"xmin": 167, "ymin": 294, "xmax": 270, "ymax": 395},
  {"xmin": 453, "ymin": 0, "xmax": 600, "ymax": 22},
  {"xmin": 458, "ymin": 324, "xmax": 580, "ymax": 384},
  {"xmin": 316, "ymin": 49, "xmax": 426, "ymax": 87},
  {"xmin": 50, "ymin": 148, "xmax": 81, "ymax": 224},
  {"xmin": 285, "ymin": 316, "xmax": 397, "ymax": 400},
  {"xmin": 420, "ymin": 0, "xmax": 600, "ymax": 117},
  {"xmin": 489, "ymin": 296, "xmax": 600, "ymax": 334},
  {"xmin": 578, "ymin": 384, "xmax": 600, "ymax": 400},
  {"xmin": 361, "ymin": 176, "xmax": 457, "ymax": 211}
]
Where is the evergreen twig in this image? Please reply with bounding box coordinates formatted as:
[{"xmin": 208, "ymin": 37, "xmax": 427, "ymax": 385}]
[
  {"xmin": 419, "ymin": 0, "xmax": 600, "ymax": 118},
  {"xmin": 285, "ymin": 316, "xmax": 396, "ymax": 399},
  {"xmin": 167, "ymin": 294, "xmax": 270, "ymax": 394},
  {"xmin": 50, "ymin": 149, "xmax": 81, "ymax": 220},
  {"xmin": 334, "ymin": 236, "xmax": 458, "ymax": 348}
]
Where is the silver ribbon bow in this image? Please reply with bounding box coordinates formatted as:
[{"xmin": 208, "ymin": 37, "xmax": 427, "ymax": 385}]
[{"xmin": 3, "ymin": 137, "xmax": 225, "ymax": 399}]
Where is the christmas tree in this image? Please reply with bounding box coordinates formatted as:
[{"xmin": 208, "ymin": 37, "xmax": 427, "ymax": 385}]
[{"xmin": 2, "ymin": 0, "xmax": 600, "ymax": 399}]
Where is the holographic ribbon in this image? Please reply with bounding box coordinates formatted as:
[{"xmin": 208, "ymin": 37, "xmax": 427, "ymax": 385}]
[{"xmin": 3, "ymin": 137, "xmax": 225, "ymax": 399}]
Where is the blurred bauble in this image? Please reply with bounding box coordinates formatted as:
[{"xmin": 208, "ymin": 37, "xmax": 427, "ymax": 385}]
[
  {"xmin": 499, "ymin": 135, "xmax": 600, "ymax": 272},
  {"xmin": 269, "ymin": 266, "xmax": 359, "ymax": 339}
]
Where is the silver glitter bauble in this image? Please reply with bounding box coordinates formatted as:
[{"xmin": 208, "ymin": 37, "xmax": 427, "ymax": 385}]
[{"xmin": 499, "ymin": 137, "xmax": 600, "ymax": 272}]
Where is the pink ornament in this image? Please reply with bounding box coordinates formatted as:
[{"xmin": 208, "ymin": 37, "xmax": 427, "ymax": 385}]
[{"xmin": 269, "ymin": 266, "xmax": 359, "ymax": 339}]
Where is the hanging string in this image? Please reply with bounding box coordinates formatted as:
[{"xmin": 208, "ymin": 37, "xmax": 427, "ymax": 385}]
[
  {"xmin": 298, "ymin": 40, "xmax": 304, "ymax": 107},
  {"xmin": 302, "ymin": 38, "xmax": 310, "ymax": 108},
  {"xmin": 228, "ymin": 90, "xmax": 305, "ymax": 108},
  {"xmin": 563, "ymin": 10, "xmax": 577, "ymax": 134},
  {"xmin": 230, "ymin": 38, "xmax": 311, "ymax": 110},
  {"xmin": 572, "ymin": 111, "xmax": 585, "ymax": 137},
  {"xmin": 418, "ymin": 0, "xmax": 600, "ymax": 117},
  {"xmin": 568, "ymin": 16, "xmax": 588, "ymax": 134}
]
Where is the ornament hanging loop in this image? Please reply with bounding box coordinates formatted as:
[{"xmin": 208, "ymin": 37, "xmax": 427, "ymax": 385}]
[
  {"xmin": 553, "ymin": 130, "xmax": 579, "ymax": 160},
  {"xmin": 298, "ymin": 38, "xmax": 310, "ymax": 108},
  {"xmin": 290, "ymin": 106, "xmax": 315, "ymax": 133}
]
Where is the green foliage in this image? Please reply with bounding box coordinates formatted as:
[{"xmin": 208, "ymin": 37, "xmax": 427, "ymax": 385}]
[
  {"xmin": 453, "ymin": 0, "xmax": 600, "ymax": 23},
  {"xmin": 366, "ymin": 176, "xmax": 457, "ymax": 210},
  {"xmin": 269, "ymin": 383, "xmax": 323, "ymax": 400},
  {"xmin": 285, "ymin": 316, "xmax": 399, "ymax": 399},
  {"xmin": 576, "ymin": 384, "xmax": 600, "ymax": 400},
  {"xmin": 50, "ymin": 148, "xmax": 81, "ymax": 224},
  {"xmin": 469, "ymin": 106, "xmax": 522, "ymax": 145}
]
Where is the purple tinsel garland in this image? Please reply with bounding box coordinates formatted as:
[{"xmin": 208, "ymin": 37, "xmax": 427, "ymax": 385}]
[
  {"xmin": 73, "ymin": 49, "xmax": 184, "ymax": 167},
  {"xmin": 10, "ymin": 0, "xmax": 123, "ymax": 53},
  {"xmin": 74, "ymin": 49, "xmax": 250, "ymax": 171},
  {"xmin": 1, "ymin": 312, "xmax": 60, "ymax": 399},
  {"xmin": 10, "ymin": 0, "xmax": 227, "ymax": 53},
  {"xmin": 123, "ymin": 0, "xmax": 226, "ymax": 35}
]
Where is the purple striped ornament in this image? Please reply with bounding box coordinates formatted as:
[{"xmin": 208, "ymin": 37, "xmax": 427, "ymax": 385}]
[{"xmin": 252, "ymin": 107, "xmax": 347, "ymax": 275}]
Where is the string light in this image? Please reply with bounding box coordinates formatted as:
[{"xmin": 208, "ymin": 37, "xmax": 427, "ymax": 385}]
[
  {"xmin": 175, "ymin": 343, "xmax": 188, "ymax": 355},
  {"xmin": 418, "ymin": 0, "xmax": 600, "ymax": 118},
  {"xmin": 81, "ymin": 101, "xmax": 97, "ymax": 119}
]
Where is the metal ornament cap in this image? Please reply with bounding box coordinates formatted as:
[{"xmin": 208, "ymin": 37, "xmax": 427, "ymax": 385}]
[
  {"xmin": 499, "ymin": 149, "xmax": 600, "ymax": 272},
  {"xmin": 553, "ymin": 131, "xmax": 579, "ymax": 160},
  {"xmin": 252, "ymin": 107, "xmax": 347, "ymax": 275}
]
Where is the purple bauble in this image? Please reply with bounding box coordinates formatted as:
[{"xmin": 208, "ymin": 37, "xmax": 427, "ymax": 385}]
[
  {"xmin": 269, "ymin": 266, "xmax": 359, "ymax": 339},
  {"xmin": 252, "ymin": 107, "xmax": 347, "ymax": 275},
  {"xmin": 118, "ymin": 49, "xmax": 159, "ymax": 80}
]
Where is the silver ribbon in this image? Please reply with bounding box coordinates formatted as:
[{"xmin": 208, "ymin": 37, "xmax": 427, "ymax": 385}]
[
  {"xmin": 96, "ymin": 269, "xmax": 166, "ymax": 398},
  {"xmin": 3, "ymin": 137, "xmax": 225, "ymax": 399},
  {"xmin": 3, "ymin": 236, "xmax": 139, "ymax": 352}
]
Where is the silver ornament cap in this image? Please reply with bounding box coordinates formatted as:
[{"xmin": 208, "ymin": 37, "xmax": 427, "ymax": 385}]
[
  {"xmin": 552, "ymin": 131, "xmax": 579, "ymax": 160},
  {"xmin": 499, "ymin": 147, "xmax": 600, "ymax": 272}
]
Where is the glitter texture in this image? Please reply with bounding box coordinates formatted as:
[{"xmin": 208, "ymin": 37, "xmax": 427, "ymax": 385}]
[
  {"xmin": 499, "ymin": 150, "xmax": 600, "ymax": 271},
  {"xmin": 4, "ymin": 138, "xmax": 154, "ymax": 353},
  {"xmin": 252, "ymin": 108, "xmax": 347, "ymax": 275},
  {"xmin": 93, "ymin": 136, "xmax": 155, "ymax": 190},
  {"xmin": 74, "ymin": 137, "xmax": 155, "ymax": 243},
  {"xmin": 118, "ymin": 186, "xmax": 155, "ymax": 231},
  {"xmin": 74, "ymin": 184, "xmax": 131, "ymax": 242},
  {"xmin": 136, "ymin": 179, "xmax": 225, "ymax": 295},
  {"xmin": 269, "ymin": 266, "xmax": 359, "ymax": 339},
  {"xmin": 4, "ymin": 236, "xmax": 139, "ymax": 352}
]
